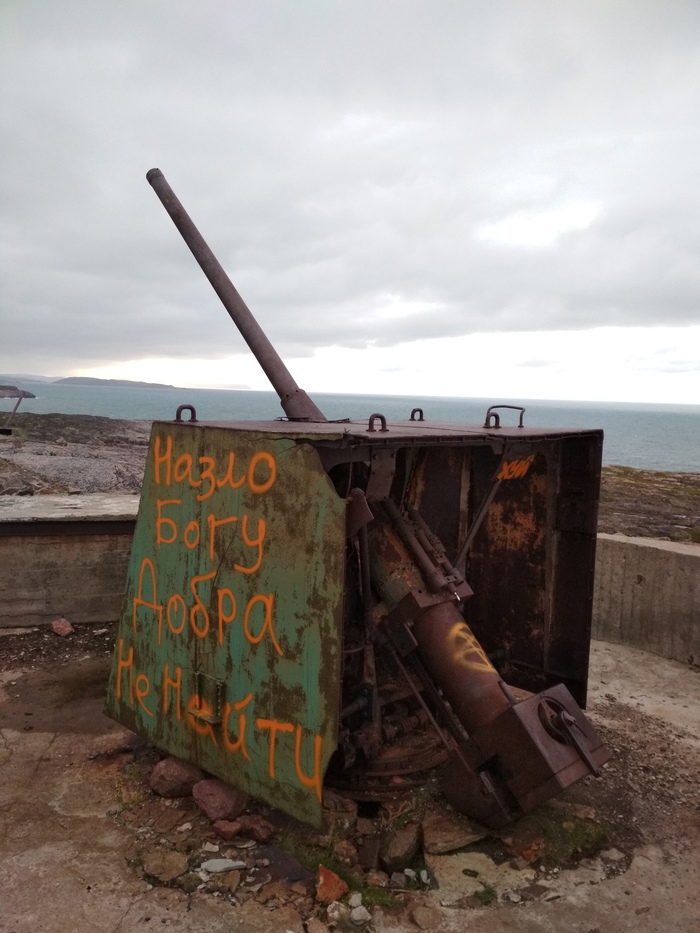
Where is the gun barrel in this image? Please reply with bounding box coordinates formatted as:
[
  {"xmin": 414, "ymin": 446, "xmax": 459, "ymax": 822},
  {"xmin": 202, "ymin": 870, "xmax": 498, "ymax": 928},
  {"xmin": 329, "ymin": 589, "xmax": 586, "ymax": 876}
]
[{"xmin": 146, "ymin": 168, "xmax": 327, "ymax": 423}]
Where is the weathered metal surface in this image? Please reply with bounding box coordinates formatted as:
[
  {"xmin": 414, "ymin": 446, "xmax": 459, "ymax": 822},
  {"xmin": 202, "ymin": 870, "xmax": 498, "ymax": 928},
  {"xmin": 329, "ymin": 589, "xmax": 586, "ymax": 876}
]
[
  {"xmin": 105, "ymin": 422, "xmax": 345, "ymax": 827},
  {"xmin": 411, "ymin": 602, "xmax": 511, "ymax": 733},
  {"xmin": 464, "ymin": 436, "xmax": 602, "ymax": 707},
  {"xmin": 441, "ymin": 682, "xmax": 610, "ymax": 824}
]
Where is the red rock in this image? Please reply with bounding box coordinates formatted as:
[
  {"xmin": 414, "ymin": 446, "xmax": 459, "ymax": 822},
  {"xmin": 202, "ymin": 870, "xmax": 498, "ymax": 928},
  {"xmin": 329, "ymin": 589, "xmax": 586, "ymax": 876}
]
[
  {"xmin": 213, "ymin": 819, "xmax": 242, "ymax": 841},
  {"xmin": 192, "ymin": 779, "xmax": 248, "ymax": 822},
  {"xmin": 150, "ymin": 757, "xmax": 205, "ymax": 798},
  {"xmin": 315, "ymin": 864, "xmax": 349, "ymax": 905},
  {"xmin": 50, "ymin": 617, "xmax": 73, "ymax": 637},
  {"xmin": 237, "ymin": 814, "xmax": 275, "ymax": 843}
]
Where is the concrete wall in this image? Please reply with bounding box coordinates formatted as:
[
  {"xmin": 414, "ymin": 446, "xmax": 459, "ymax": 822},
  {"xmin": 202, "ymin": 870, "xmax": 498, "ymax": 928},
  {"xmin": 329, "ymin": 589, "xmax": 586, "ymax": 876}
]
[
  {"xmin": 2, "ymin": 495, "xmax": 699, "ymax": 667},
  {"xmin": 0, "ymin": 532, "xmax": 133, "ymax": 627},
  {"xmin": 0, "ymin": 494, "xmax": 138, "ymax": 629},
  {"xmin": 592, "ymin": 533, "xmax": 700, "ymax": 665}
]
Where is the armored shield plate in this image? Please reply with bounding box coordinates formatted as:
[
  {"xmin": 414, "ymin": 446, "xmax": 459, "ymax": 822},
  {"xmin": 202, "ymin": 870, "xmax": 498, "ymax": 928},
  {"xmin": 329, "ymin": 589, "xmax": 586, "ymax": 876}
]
[{"xmin": 105, "ymin": 422, "xmax": 346, "ymax": 827}]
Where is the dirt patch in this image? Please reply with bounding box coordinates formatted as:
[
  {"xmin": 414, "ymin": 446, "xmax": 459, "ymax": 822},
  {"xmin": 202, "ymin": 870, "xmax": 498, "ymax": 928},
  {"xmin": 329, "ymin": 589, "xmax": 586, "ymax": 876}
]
[{"xmin": 0, "ymin": 656, "xmax": 115, "ymax": 735}]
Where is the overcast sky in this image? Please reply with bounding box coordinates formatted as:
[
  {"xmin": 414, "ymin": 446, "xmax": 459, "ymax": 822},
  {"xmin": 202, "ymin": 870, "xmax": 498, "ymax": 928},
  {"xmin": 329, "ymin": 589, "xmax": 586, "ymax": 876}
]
[{"xmin": 1, "ymin": 0, "xmax": 699, "ymax": 403}]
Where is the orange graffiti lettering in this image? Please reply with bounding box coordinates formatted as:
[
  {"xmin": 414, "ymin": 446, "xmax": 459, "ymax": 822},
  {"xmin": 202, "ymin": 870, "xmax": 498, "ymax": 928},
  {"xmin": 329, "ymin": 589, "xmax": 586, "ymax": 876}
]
[
  {"xmin": 216, "ymin": 587, "xmax": 237, "ymax": 647},
  {"xmin": 153, "ymin": 434, "xmax": 173, "ymax": 486},
  {"xmin": 166, "ymin": 593, "xmax": 186, "ymax": 635},
  {"xmin": 153, "ymin": 437, "xmax": 277, "ymax": 496},
  {"xmin": 216, "ymin": 451, "xmax": 247, "ymax": 491},
  {"xmin": 189, "ymin": 571, "xmax": 216, "ymax": 638},
  {"xmin": 295, "ymin": 727, "xmax": 323, "ymax": 802},
  {"xmin": 173, "ymin": 453, "xmax": 201, "ymax": 487},
  {"xmin": 183, "ymin": 520, "xmax": 200, "ymax": 550},
  {"xmin": 256, "ymin": 719, "xmax": 294, "ymax": 779},
  {"xmin": 222, "ymin": 693, "xmax": 253, "ymax": 760},
  {"xmin": 162, "ymin": 663, "xmax": 182, "ymax": 720},
  {"xmin": 115, "ymin": 639, "xmax": 134, "ymax": 704},
  {"xmin": 247, "ymin": 451, "xmax": 276, "ymax": 494},
  {"xmin": 135, "ymin": 673, "xmax": 154, "ymax": 717},
  {"xmin": 156, "ymin": 498, "xmax": 182, "ymax": 545},
  {"xmin": 244, "ymin": 593, "xmax": 283, "ymax": 656},
  {"xmin": 197, "ymin": 456, "xmax": 217, "ymax": 502},
  {"xmin": 133, "ymin": 557, "xmax": 163, "ymax": 642},
  {"xmin": 497, "ymin": 455, "xmax": 534, "ymax": 481},
  {"xmin": 233, "ymin": 514, "xmax": 266, "ymax": 574},
  {"xmin": 207, "ymin": 513, "xmax": 239, "ymax": 561},
  {"xmin": 186, "ymin": 694, "xmax": 218, "ymax": 747}
]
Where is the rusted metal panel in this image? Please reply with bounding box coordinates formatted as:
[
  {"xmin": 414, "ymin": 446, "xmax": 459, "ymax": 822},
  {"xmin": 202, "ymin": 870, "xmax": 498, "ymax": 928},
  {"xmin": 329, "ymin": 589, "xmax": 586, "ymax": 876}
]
[
  {"xmin": 465, "ymin": 435, "xmax": 602, "ymax": 706},
  {"xmin": 468, "ymin": 447, "xmax": 549, "ymax": 680},
  {"xmin": 546, "ymin": 434, "xmax": 603, "ymax": 702},
  {"xmin": 407, "ymin": 446, "xmax": 470, "ymax": 558},
  {"xmin": 105, "ymin": 422, "xmax": 346, "ymax": 827}
]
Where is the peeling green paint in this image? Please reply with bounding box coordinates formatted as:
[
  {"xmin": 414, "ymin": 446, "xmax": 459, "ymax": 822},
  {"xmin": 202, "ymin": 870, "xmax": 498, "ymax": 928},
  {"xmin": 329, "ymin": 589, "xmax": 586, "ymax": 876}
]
[{"xmin": 105, "ymin": 423, "xmax": 345, "ymax": 826}]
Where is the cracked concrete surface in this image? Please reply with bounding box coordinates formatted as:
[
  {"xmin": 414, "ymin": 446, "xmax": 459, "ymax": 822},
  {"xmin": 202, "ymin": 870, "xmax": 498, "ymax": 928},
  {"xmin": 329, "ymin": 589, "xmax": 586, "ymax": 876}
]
[
  {"xmin": 0, "ymin": 692, "xmax": 300, "ymax": 933},
  {"xmin": 0, "ymin": 643, "xmax": 699, "ymax": 932}
]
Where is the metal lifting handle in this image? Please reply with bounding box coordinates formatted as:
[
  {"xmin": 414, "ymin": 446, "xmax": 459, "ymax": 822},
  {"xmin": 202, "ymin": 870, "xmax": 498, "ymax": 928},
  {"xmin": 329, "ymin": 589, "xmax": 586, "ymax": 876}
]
[
  {"xmin": 146, "ymin": 168, "xmax": 327, "ymax": 423},
  {"xmin": 484, "ymin": 405, "xmax": 525, "ymax": 429}
]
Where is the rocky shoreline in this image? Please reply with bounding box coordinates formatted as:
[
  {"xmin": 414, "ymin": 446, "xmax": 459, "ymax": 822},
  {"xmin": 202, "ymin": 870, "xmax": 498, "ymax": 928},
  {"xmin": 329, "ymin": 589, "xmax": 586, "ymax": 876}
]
[{"xmin": 1, "ymin": 412, "xmax": 699, "ymax": 542}]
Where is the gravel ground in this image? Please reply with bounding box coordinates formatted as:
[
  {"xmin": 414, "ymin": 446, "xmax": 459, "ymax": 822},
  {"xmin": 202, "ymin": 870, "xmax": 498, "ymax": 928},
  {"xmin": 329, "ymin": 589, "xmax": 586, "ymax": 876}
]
[{"xmin": 0, "ymin": 413, "xmax": 151, "ymax": 494}]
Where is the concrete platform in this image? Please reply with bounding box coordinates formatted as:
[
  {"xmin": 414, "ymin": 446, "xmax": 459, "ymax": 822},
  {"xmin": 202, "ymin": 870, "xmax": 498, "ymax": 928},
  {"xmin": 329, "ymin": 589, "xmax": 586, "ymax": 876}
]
[
  {"xmin": 0, "ymin": 640, "xmax": 698, "ymax": 933},
  {"xmin": 0, "ymin": 493, "xmax": 139, "ymax": 524}
]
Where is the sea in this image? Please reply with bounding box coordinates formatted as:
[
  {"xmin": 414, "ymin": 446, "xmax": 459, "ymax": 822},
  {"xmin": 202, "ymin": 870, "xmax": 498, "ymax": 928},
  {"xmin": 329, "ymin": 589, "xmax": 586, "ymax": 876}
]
[{"xmin": 1, "ymin": 382, "xmax": 699, "ymax": 473}]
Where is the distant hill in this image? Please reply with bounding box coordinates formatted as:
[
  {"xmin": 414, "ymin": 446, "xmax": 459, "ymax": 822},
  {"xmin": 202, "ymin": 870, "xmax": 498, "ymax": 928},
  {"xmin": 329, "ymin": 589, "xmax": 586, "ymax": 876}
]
[
  {"xmin": 56, "ymin": 377, "xmax": 176, "ymax": 389},
  {"xmin": 0, "ymin": 374, "xmax": 58, "ymax": 384}
]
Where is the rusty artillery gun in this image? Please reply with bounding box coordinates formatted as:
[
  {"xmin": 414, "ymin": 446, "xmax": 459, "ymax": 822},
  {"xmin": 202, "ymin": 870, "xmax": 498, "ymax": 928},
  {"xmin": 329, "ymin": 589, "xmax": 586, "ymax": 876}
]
[{"xmin": 105, "ymin": 169, "xmax": 609, "ymax": 828}]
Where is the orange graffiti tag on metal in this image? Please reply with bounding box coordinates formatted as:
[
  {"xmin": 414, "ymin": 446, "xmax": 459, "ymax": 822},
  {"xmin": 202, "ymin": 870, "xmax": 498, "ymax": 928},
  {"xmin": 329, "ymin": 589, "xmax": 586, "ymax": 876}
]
[
  {"xmin": 445, "ymin": 622, "xmax": 497, "ymax": 675},
  {"xmin": 497, "ymin": 455, "xmax": 535, "ymax": 481}
]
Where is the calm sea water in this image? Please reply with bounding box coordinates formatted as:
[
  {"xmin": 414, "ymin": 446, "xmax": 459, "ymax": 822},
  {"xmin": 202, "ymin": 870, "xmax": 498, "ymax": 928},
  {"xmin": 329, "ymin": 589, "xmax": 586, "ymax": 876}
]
[{"xmin": 2, "ymin": 382, "xmax": 698, "ymax": 472}]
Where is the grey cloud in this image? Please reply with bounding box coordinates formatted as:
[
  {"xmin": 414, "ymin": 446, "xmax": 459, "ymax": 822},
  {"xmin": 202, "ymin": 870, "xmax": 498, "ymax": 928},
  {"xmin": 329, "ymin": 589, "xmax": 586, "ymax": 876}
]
[
  {"xmin": 655, "ymin": 361, "xmax": 700, "ymax": 373},
  {"xmin": 2, "ymin": 1, "xmax": 700, "ymax": 373},
  {"xmin": 518, "ymin": 360, "xmax": 554, "ymax": 369}
]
